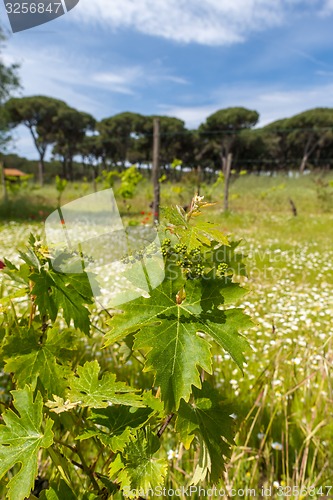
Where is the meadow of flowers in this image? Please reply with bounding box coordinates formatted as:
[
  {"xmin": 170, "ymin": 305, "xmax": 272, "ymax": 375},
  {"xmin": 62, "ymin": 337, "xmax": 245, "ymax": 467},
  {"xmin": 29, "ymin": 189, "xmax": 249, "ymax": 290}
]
[{"xmin": 1, "ymin": 191, "xmax": 333, "ymax": 497}]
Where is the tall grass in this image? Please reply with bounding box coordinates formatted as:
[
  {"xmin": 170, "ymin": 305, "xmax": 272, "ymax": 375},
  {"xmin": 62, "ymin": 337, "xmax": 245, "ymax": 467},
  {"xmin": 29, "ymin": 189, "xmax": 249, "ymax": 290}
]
[{"xmin": 1, "ymin": 173, "xmax": 333, "ymax": 497}]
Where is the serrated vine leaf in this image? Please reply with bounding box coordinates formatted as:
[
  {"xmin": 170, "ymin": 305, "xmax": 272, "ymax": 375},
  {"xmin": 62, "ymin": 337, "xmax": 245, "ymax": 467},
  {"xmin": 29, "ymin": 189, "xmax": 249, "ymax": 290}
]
[
  {"xmin": 40, "ymin": 481, "xmax": 99, "ymax": 500},
  {"xmin": 1, "ymin": 260, "xmax": 30, "ymax": 286},
  {"xmin": 39, "ymin": 481, "xmax": 76, "ymax": 500},
  {"xmin": 109, "ymin": 429, "xmax": 167, "ymax": 494},
  {"xmin": 106, "ymin": 276, "xmax": 250, "ymax": 411},
  {"xmin": 162, "ymin": 206, "xmax": 229, "ymax": 250},
  {"xmin": 176, "ymin": 382, "xmax": 235, "ymax": 483},
  {"xmin": 0, "ymin": 387, "xmax": 54, "ymax": 500},
  {"xmin": 3, "ymin": 328, "xmax": 75, "ymax": 397},
  {"xmin": 190, "ymin": 437, "xmax": 212, "ymax": 485},
  {"xmin": 67, "ymin": 361, "xmax": 144, "ymax": 408},
  {"xmin": 209, "ymin": 241, "xmax": 247, "ymax": 276},
  {"xmin": 45, "ymin": 396, "xmax": 79, "ymax": 414},
  {"xmin": 78, "ymin": 406, "xmax": 153, "ymax": 452},
  {"xmin": 180, "ymin": 220, "xmax": 229, "ymax": 250},
  {"xmin": 30, "ymin": 269, "xmax": 95, "ymax": 334}
]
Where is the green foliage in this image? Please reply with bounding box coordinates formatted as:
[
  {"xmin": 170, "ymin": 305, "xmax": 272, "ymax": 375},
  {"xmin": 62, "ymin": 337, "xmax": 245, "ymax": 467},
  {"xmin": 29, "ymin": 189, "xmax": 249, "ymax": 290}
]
[
  {"xmin": 4, "ymin": 96, "xmax": 68, "ymax": 160},
  {"xmin": 314, "ymin": 176, "xmax": 333, "ymax": 211},
  {"xmin": 95, "ymin": 165, "xmax": 143, "ymax": 200},
  {"xmin": 0, "ymin": 27, "xmax": 20, "ymax": 151},
  {"xmin": 96, "ymin": 169, "xmax": 119, "ymax": 189},
  {"xmin": 67, "ymin": 360, "xmax": 144, "ymax": 409},
  {"xmin": 176, "ymin": 382, "xmax": 235, "ymax": 483},
  {"xmin": 3, "ymin": 177, "xmax": 29, "ymax": 198},
  {"xmin": 2, "ymin": 327, "xmax": 75, "ymax": 397},
  {"xmin": 161, "ymin": 197, "xmax": 229, "ymax": 250},
  {"xmin": 106, "ymin": 267, "xmax": 250, "ymax": 412},
  {"xmin": 78, "ymin": 405, "xmax": 153, "ymax": 452},
  {"xmin": 0, "ymin": 388, "xmax": 54, "ymax": 500},
  {"xmin": 118, "ymin": 165, "xmax": 143, "ymax": 200},
  {"xmin": 109, "ymin": 428, "xmax": 168, "ymax": 494},
  {"xmin": 31, "ymin": 268, "xmax": 94, "ymax": 335},
  {"xmin": 51, "ymin": 108, "xmax": 95, "ymax": 182},
  {"xmin": 0, "ymin": 198, "xmax": 251, "ymax": 498},
  {"xmin": 259, "ymin": 182, "xmax": 285, "ymax": 200},
  {"xmin": 171, "ymin": 158, "xmax": 183, "ymax": 169}
]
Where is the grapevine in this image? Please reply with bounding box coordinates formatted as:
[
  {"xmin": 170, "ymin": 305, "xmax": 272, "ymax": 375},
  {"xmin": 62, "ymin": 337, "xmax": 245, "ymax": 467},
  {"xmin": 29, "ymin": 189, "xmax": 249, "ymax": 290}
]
[{"xmin": 0, "ymin": 197, "xmax": 251, "ymax": 499}]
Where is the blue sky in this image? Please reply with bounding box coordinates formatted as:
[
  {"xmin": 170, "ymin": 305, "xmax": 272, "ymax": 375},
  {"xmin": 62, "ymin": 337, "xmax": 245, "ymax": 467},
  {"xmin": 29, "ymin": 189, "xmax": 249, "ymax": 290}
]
[{"xmin": 2, "ymin": 0, "xmax": 333, "ymax": 159}]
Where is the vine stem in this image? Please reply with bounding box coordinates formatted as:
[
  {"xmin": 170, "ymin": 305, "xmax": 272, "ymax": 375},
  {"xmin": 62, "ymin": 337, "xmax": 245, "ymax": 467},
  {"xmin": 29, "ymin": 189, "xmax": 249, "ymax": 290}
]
[
  {"xmin": 75, "ymin": 441, "xmax": 101, "ymax": 492},
  {"xmin": 157, "ymin": 413, "xmax": 175, "ymax": 438},
  {"xmin": 54, "ymin": 439, "xmax": 100, "ymax": 492},
  {"xmin": 28, "ymin": 278, "xmax": 36, "ymax": 328}
]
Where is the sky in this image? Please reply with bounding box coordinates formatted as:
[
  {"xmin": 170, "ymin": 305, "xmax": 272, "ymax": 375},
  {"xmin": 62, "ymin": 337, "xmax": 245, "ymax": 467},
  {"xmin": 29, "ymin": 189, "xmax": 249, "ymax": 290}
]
[{"xmin": 2, "ymin": 0, "xmax": 333, "ymax": 159}]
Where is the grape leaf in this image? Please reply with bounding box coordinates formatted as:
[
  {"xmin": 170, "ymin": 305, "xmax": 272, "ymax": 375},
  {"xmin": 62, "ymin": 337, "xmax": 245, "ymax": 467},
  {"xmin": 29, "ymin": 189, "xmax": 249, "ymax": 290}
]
[
  {"xmin": 77, "ymin": 406, "xmax": 153, "ymax": 452},
  {"xmin": 109, "ymin": 428, "xmax": 167, "ymax": 494},
  {"xmin": 30, "ymin": 269, "xmax": 95, "ymax": 335},
  {"xmin": 106, "ymin": 275, "xmax": 250, "ymax": 411},
  {"xmin": 40, "ymin": 482, "xmax": 99, "ymax": 500},
  {"xmin": 90, "ymin": 406, "xmax": 152, "ymax": 431},
  {"xmin": 176, "ymin": 382, "xmax": 235, "ymax": 483},
  {"xmin": 3, "ymin": 328, "xmax": 75, "ymax": 397},
  {"xmin": 67, "ymin": 361, "xmax": 144, "ymax": 408},
  {"xmin": 162, "ymin": 206, "xmax": 229, "ymax": 250},
  {"xmin": 0, "ymin": 387, "xmax": 54, "ymax": 500},
  {"xmin": 40, "ymin": 482, "xmax": 76, "ymax": 500},
  {"xmin": 1, "ymin": 260, "xmax": 30, "ymax": 286},
  {"xmin": 190, "ymin": 437, "xmax": 212, "ymax": 486},
  {"xmin": 45, "ymin": 396, "xmax": 79, "ymax": 414},
  {"xmin": 209, "ymin": 240, "xmax": 247, "ymax": 276}
]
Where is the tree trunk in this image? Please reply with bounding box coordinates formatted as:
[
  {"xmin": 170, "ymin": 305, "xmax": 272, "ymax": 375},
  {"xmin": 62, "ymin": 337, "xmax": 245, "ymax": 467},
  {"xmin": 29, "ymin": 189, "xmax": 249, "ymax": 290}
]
[
  {"xmin": 299, "ymin": 134, "xmax": 318, "ymax": 174},
  {"xmin": 38, "ymin": 157, "xmax": 45, "ymax": 186},
  {"xmin": 62, "ymin": 158, "xmax": 68, "ymax": 179},
  {"xmin": 299, "ymin": 153, "xmax": 308, "ymax": 174},
  {"xmin": 29, "ymin": 126, "xmax": 45, "ymax": 186},
  {"xmin": 92, "ymin": 165, "xmax": 99, "ymax": 193},
  {"xmin": 68, "ymin": 157, "xmax": 74, "ymax": 182}
]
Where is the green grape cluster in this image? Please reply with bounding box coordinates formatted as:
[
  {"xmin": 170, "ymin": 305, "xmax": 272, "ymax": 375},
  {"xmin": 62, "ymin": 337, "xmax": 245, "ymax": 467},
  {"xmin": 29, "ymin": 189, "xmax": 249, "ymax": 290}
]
[
  {"xmin": 217, "ymin": 262, "xmax": 229, "ymax": 276},
  {"xmin": 161, "ymin": 238, "xmax": 171, "ymax": 257},
  {"xmin": 121, "ymin": 255, "xmax": 137, "ymax": 265},
  {"xmin": 145, "ymin": 242, "xmax": 158, "ymax": 258},
  {"xmin": 121, "ymin": 242, "xmax": 158, "ymax": 264},
  {"xmin": 192, "ymin": 263, "xmax": 205, "ymax": 277},
  {"xmin": 161, "ymin": 239, "xmax": 206, "ymax": 278},
  {"xmin": 190, "ymin": 247, "xmax": 200, "ymax": 257},
  {"xmin": 174, "ymin": 243, "xmax": 187, "ymax": 254}
]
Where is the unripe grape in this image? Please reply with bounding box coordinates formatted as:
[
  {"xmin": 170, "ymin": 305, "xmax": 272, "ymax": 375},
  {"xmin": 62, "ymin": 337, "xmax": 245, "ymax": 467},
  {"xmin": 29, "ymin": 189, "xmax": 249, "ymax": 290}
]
[{"xmin": 217, "ymin": 262, "xmax": 229, "ymax": 275}]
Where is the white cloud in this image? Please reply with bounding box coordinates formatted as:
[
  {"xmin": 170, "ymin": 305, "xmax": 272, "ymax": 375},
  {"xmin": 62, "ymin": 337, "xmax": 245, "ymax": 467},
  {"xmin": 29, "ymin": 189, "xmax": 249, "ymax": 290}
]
[
  {"xmin": 320, "ymin": 0, "xmax": 333, "ymax": 13},
  {"xmin": 70, "ymin": 0, "xmax": 327, "ymax": 46},
  {"xmin": 91, "ymin": 67, "xmax": 143, "ymax": 95},
  {"xmin": 91, "ymin": 66, "xmax": 188, "ymax": 94},
  {"xmin": 316, "ymin": 69, "xmax": 333, "ymax": 76},
  {"xmin": 158, "ymin": 104, "xmax": 217, "ymax": 129},
  {"xmin": 160, "ymin": 82, "xmax": 333, "ymax": 128},
  {"xmin": 3, "ymin": 42, "xmax": 189, "ymax": 159},
  {"xmin": 6, "ymin": 45, "xmax": 102, "ymax": 114},
  {"xmin": 5, "ymin": 42, "xmax": 188, "ymax": 116}
]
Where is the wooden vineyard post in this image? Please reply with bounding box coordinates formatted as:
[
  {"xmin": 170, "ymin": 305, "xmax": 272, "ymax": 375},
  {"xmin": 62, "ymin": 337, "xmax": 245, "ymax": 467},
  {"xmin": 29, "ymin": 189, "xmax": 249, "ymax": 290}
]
[{"xmin": 152, "ymin": 118, "xmax": 160, "ymax": 224}]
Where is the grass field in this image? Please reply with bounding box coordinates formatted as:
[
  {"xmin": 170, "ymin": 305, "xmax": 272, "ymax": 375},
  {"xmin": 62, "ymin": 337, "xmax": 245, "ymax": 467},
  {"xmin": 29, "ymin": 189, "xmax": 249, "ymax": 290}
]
[{"xmin": 1, "ymin": 173, "xmax": 333, "ymax": 497}]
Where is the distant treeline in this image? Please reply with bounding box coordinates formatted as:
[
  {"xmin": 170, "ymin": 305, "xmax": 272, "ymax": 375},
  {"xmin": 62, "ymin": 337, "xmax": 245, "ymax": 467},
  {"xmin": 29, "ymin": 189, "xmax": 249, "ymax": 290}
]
[{"xmin": 2, "ymin": 96, "xmax": 333, "ymax": 184}]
